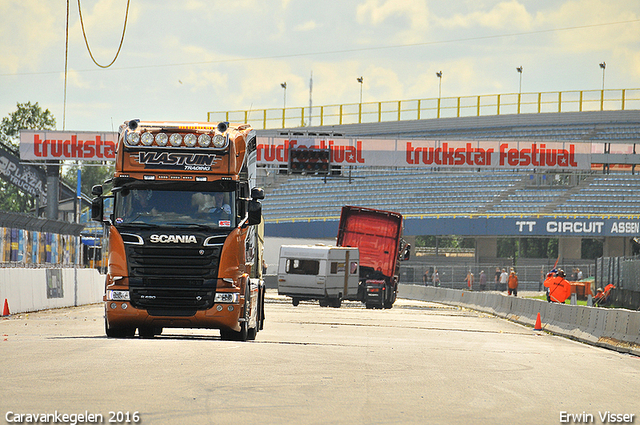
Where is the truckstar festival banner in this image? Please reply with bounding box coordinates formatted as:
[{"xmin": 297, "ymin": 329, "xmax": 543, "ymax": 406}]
[
  {"xmin": 20, "ymin": 130, "xmax": 118, "ymax": 161},
  {"xmin": 256, "ymin": 137, "xmax": 592, "ymax": 170}
]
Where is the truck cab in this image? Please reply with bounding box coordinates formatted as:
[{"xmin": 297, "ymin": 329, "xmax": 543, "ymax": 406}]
[{"xmin": 92, "ymin": 120, "xmax": 265, "ymax": 340}]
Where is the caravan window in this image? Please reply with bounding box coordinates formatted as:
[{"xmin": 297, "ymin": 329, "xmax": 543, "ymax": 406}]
[
  {"xmin": 286, "ymin": 258, "xmax": 320, "ymax": 275},
  {"xmin": 330, "ymin": 261, "xmax": 358, "ymax": 274}
]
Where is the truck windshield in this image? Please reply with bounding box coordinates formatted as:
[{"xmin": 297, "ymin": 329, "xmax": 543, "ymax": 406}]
[{"xmin": 113, "ymin": 188, "xmax": 236, "ymax": 229}]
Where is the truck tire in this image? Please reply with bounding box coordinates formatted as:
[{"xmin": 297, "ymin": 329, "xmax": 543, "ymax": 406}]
[
  {"xmin": 246, "ymin": 324, "xmax": 257, "ymax": 341},
  {"xmin": 105, "ymin": 317, "xmax": 135, "ymax": 338},
  {"xmin": 138, "ymin": 326, "xmax": 162, "ymax": 338},
  {"xmin": 221, "ymin": 281, "xmax": 253, "ymax": 341},
  {"xmin": 258, "ymin": 285, "xmax": 266, "ymax": 330},
  {"xmin": 330, "ymin": 297, "xmax": 342, "ymax": 308},
  {"xmin": 220, "ymin": 322, "xmax": 248, "ymax": 341}
]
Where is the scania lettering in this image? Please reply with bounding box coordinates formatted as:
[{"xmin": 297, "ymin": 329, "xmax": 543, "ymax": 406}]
[
  {"xmin": 149, "ymin": 234, "xmax": 198, "ymax": 244},
  {"xmin": 92, "ymin": 120, "xmax": 266, "ymax": 341}
]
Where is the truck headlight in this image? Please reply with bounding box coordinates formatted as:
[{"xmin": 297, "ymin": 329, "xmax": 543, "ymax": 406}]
[
  {"xmin": 213, "ymin": 135, "xmax": 227, "ymax": 148},
  {"xmin": 126, "ymin": 132, "xmax": 140, "ymax": 146},
  {"xmin": 106, "ymin": 290, "xmax": 130, "ymax": 301},
  {"xmin": 214, "ymin": 292, "xmax": 239, "ymax": 303},
  {"xmin": 141, "ymin": 132, "xmax": 154, "ymax": 146},
  {"xmin": 184, "ymin": 133, "xmax": 197, "ymax": 147}
]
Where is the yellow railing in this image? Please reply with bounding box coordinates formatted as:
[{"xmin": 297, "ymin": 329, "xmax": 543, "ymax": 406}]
[
  {"xmin": 264, "ymin": 212, "xmax": 640, "ymax": 224},
  {"xmin": 207, "ymin": 88, "xmax": 640, "ymax": 130}
]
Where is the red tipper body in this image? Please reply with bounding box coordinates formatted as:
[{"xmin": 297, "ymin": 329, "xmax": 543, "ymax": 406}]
[{"xmin": 336, "ymin": 206, "xmax": 404, "ymax": 309}]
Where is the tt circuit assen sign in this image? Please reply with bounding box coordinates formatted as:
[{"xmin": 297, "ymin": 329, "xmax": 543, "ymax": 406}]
[
  {"xmin": 256, "ymin": 137, "xmax": 591, "ymax": 170},
  {"xmin": 401, "ymin": 217, "xmax": 640, "ymax": 237},
  {"xmin": 20, "ymin": 130, "xmax": 117, "ymax": 161}
]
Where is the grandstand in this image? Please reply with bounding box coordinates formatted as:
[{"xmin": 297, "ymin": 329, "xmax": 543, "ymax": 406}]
[
  {"xmin": 258, "ymin": 110, "xmax": 640, "ymax": 223},
  {"xmin": 252, "ymin": 109, "xmax": 640, "ymax": 288},
  {"xmin": 260, "ymin": 170, "xmax": 640, "ymax": 220}
]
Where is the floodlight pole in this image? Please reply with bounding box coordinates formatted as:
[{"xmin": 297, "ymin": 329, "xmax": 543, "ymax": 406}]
[
  {"xmin": 281, "ymin": 82, "xmax": 287, "ymax": 109},
  {"xmin": 599, "ymin": 62, "xmax": 606, "ymax": 90}
]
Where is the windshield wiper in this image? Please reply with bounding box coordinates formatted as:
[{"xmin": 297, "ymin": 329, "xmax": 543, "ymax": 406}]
[
  {"xmin": 164, "ymin": 222, "xmax": 214, "ymax": 231},
  {"xmin": 117, "ymin": 222, "xmax": 161, "ymax": 228}
]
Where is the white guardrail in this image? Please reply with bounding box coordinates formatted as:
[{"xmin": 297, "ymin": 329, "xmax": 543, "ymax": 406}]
[
  {"xmin": 0, "ymin": 268, "xmax": 104, "ymax": 315},
  {"xmin": 399, "ymin": 284, "xmax": 640, "ymax": 356}
]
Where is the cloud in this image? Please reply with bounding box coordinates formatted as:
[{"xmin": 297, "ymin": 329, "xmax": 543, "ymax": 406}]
[
  {"xmin": 294, "ymin": 21, "xmax": 318, "ymax": 32},
  {"xmin": 0, "ymin": 1, "xmax": 60, "ymax": 73},
  {"xmin": 356, "ymin": 0, "xmax": 430, "ymax": 43},
  {"xmin": 60, "ymin": 69, "xmax": 93, "ymax": 90},
  {"xmin": 356, "ymin": 0, "xmax": 429, "ymax": 27},
  {"xmin": 436, "ymin": 0, "xmax": 533, "ymax": 30}
]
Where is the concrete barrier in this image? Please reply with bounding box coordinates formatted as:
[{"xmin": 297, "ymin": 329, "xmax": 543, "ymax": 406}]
[
  {"xmin": 0, "ymin": 267, "xmax": 104, "ymax": 315},
  {"xmin": 398, "ymin": 284, "xmax": 640, "ymax": 355}
]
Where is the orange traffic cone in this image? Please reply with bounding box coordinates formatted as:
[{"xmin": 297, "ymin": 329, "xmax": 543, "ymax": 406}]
[
  {"xmin": 533, "ymin": 312, "xmax": 542, "ymax": 331},
  {"xmin": 2, "ymin": 299, "xmax": 10, "ymax": 317}
]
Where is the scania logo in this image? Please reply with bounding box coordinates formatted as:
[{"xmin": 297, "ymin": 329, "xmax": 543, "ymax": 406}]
[{"xmin": 149, "ymin": 234, "xmax": 198, "ymax": 244}]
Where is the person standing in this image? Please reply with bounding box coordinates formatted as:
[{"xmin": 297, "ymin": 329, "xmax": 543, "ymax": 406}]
[
  {"xmin": 544, "ymin": 269, "xmax": 572, "ymax": 303},
  {"xmin": 499, "ymin": 268, "xmax": 508, "ymax": 291},
  {"xmin": 494, "ymin": 267, "xmax": 501, "ymax": 291},
  {"xmin": 423, "ymin": 269, "xmax": 431, "ymax": 286},
  {"xmin": 465, "ymin": 271, "xmax": 474, "ymax": 290},
  {"xmin": 507, "ymin": 268, "xmax": 519, "ymax": 296},
  {"xmin": 432, "ymin": 269, "xmax": 440, "ymax": 287},
  {"xmin": 479, "ymin": 270, "xmax": 487, "ymax": 291}
]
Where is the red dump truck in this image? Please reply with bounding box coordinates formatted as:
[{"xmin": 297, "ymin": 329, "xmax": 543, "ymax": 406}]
[{"xmin": 336, "ymin": 206, "xmax": 410, "ymax": 309}]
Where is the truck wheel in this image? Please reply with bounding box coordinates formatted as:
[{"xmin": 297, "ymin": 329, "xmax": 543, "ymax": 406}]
[
  {"xmin": 139, "ymin": 326, "xmax": 161, "ymax": 338},
  {"xmin": 258, "ymin": 285, "xmax": 266, "ymax": 330},
  {"xmin": 331, "ymin": 298, "xmax": 342, "ymax": 308},
  {"xmin": 220, "ymin": 322, "xmax": 249, "ymax": 341},
  {"xmin": 105, "ymin": 317, "xmax": 135, "ymax": 338},
  {"xmin": 292, "ymin": 298, "xmax": 300, "ymax": 307},
  {"xmin": 246, "ymin": 324, "xmax": 257, "ymax": 341},
  {"xmin": 319, "ymin": 299, "xmax": 329, "ymax": 307}
]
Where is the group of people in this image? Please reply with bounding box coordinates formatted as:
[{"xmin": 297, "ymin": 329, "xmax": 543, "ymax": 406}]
[
  {"xmin": 420, "ymin": 264, "xmax": 613, "ymax": 305},
  {"xmin": 422, "ymin": 268, "xmax": 441, "ymax": 286}
]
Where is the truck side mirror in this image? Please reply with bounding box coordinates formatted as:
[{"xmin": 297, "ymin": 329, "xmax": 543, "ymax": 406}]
[
  {"xmin": 91, "ymin": 185, "xmax": 103, "ymax": 196},
  {"xmin": 403, "ymin": 244, "xmax": 411, "ymax": 261},
  {"xmin": 91, "ymin": 197, "xmax": 103, "ymax": 222},
  {"xmin": 251, "ymin": 187, "xmax": 265, "ymax": 200},
  {"xmin": 248, "ymin": 199, "xmax": 262, "ymax": 225}
]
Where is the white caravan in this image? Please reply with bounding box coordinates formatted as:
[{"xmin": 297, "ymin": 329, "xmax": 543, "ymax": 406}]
[{"xmin": 277, "ymin": 245, "xmax": 360, "ymax": 307}]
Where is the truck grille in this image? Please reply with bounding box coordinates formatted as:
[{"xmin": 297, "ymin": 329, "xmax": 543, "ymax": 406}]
[{"xmin": 126, "ymin": 244, "xmax": 222, "ymax": 313}]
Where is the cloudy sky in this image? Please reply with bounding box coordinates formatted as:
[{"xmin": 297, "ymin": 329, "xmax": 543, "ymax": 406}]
[{"xmin": 1, "ymin": 0, "xmax": 639, "ymax": 132}]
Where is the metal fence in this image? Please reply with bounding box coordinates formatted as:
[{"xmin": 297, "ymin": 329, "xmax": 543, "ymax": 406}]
[
  {"xmin": 399, "ymin": 262, "xmax": 596, "ymax": 292},
  {"xmin": 208, "ymin": 88, "xmax": 640, "ymax": 130},
  {"xmin": 596, "ymin": 256, "xmax": 640, "ymax": 292}
]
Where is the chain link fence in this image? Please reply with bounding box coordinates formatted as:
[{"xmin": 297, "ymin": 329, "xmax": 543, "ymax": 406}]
[
  {"xmin": 399, "ymin": 262, "xmax": 596, "ymax": 292},
  {"xmin": 595, "ymin": 257, "xmax": 640, "ymax": 310}
]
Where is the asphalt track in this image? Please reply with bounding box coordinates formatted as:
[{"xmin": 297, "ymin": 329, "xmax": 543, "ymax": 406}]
[{"xmin": 1, "ymin": 291, "xmax": 639, "ymax": 425}]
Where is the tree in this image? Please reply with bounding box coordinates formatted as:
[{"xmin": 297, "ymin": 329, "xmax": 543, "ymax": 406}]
[
  {"xmin": 0, "ymin": 102, "xmax": 56, "ymax": 213},
  {"xmin": 1, "ymin": 102, "xmax": 56, "ymax": 149},
  {"xmin": 63, "ymin": 163, "xmax": 115, "ymax": 196}
]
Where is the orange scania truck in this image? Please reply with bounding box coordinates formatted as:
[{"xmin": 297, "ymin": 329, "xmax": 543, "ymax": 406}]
[{"xmin": 91, "ymin": 119, "xmax": 265, "ymax": 340}]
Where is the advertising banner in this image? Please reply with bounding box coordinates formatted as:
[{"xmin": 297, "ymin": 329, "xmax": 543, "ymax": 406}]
[
  {"xmin": 20, "ymin": 130, "xmax": 118, "ymax": 161},
  {"xmin": 403, "ymin": 216, "xmax": 640, "ymax": 237},
  {"xmin": 0, "ymin": 143, "xmax": 46, "ymax": 198},
  {"xmin": 256, "ymin": 137, "xmax": 592, "ymax": 171}
]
